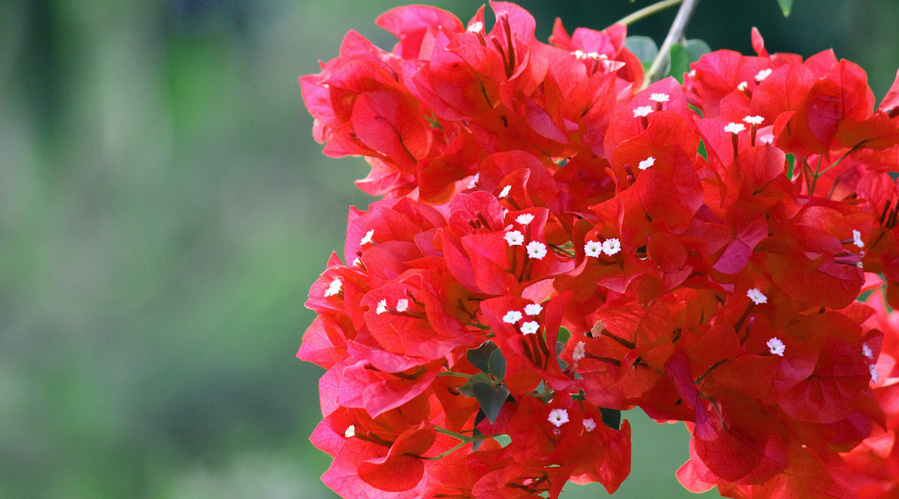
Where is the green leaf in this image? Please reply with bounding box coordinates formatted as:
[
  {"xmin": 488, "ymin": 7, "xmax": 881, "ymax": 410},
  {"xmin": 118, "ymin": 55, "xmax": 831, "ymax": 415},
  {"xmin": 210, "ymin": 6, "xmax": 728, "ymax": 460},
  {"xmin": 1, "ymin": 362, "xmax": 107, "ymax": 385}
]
[
  {"xmin": 698, "ymin": 139, "xmax": 708, "ymax": 160},
  {"xmin": 473, "ymin": 382, "xmax": 510, "ymax": 423},
  {"xmin": 683, "ymin": 39, "xmax": 711, "ymax": 64},
  {"xmin": 668, "ymin": 39, "xmax": 711, "ymax": 83},
  {"xmin": 467, "ymin": 341, "xmax": 498, "ymax": 373},
  {"xmin": 556, "ymin": 343, "xmax": 569, "ymax": 371},
  {"xmin": 776, "ymin": 0, "xmax": 793, "ymax": 17},
  {"xmin": 487, "ymin": 348, "xmax": 506, "ymax": 378},
  {"xmin": 557, "ymin": 326, "xmax": 571, "ymax": 344},
  {"xmin": 457, "ymin": 372, "xmax": 493, "ymax": 398},
  {"xmin": 786, "ymin": 153, "xmax": 796, "ymax": 179},
  {"xmin": 625, "ymin": 36, "xmax": 658, "ymax": 71},
  {"xmin": 600, "ymin": 407, "xmax": 621, "ymax": 430},
  {"xmin": 668, "ymin": 43, "xmax": 689, "ymax": 83}
]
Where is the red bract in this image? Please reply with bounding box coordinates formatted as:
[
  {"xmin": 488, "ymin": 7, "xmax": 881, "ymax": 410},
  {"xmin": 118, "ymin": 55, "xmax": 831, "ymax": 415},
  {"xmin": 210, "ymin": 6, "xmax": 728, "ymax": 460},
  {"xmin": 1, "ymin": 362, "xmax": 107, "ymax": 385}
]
[{"xmin": 300, "ymin": 4, "xmax": 899, "ymax": 497}]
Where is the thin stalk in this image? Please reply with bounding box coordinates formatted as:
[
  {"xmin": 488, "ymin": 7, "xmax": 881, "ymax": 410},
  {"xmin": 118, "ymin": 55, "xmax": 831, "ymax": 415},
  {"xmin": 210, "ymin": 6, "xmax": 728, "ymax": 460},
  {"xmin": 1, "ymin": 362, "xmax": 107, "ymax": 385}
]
[
  {"xmin": 645, "ymin": 0, "xmax": 700, "ymax": 87},
  {"xmin": 617, "ymin": 0, "xmax": 683, "ymax": 26}
]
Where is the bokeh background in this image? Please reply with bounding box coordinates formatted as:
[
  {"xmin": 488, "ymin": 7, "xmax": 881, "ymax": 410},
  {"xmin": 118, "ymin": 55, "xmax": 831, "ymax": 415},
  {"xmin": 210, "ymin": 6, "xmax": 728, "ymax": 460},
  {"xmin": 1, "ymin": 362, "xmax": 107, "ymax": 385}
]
[{"xmin": 3, "ymin": 0, "xmax": 899, "ymax": 497}]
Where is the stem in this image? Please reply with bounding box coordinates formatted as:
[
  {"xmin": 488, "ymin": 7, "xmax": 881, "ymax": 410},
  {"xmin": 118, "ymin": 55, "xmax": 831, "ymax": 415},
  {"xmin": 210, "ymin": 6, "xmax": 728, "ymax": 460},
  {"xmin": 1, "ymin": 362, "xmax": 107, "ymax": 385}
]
[
  {"xmin": 617, "ymin": 0, "xmax": 683, "ymax": 26},
  {"xmin": 423, "ymin": 441, "xmax": 468, "ymax": 460},
  {"xmin": 437, "ymin": 370, "xmax": 472, "ymax": 378},
  {"xmin": 644, "ymin": 0, "xmax": 700, "ymax": 87}
]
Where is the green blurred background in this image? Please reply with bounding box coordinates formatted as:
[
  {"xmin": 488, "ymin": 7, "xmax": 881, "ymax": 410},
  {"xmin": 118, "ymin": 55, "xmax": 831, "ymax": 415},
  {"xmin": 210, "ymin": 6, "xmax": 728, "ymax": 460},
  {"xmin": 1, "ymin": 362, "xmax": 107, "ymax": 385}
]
[{"xmin": 2, "ymin": 0, "xmax": 897, "ymax": 497}]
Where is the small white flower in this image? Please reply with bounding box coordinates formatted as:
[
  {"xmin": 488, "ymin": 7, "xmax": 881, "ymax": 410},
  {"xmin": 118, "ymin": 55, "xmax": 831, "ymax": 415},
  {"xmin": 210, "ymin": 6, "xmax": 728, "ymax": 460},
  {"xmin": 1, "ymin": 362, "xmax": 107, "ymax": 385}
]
[
  {"xmin": 503, "ymin": 310, "xmax": 523, "ymax": 324},
  {"xmin": 376, "ymin": 299, "xmax": 388, "ymax": 315},
  {"xmin": 324, "ymin": 278, "xmax": 342, "ymax": 297},
  {"xmin": 548, "ymin": 408, "xmax": 570, "ymax": 428},
  {"xmin": 521, "ymin": 321, "xmax": 540, "ymax": 335},
  {"xmin": 360, "ymin": 229, "xmax": 375, "ymax": 246},
  {"xmin": 516, "ymin": 213, "xmax": 535, "ymax": 225},
  {"xmin": 499, "ymin": 185, "xmax": 512, "ymax": 198},
  {"xmin": 649, "ymin": 93, "xmax": 670, "ymax": 103},
  {"xmin": 688, "ymin": 69, "xmax": 696, "ymax": 78},
  {"xmin": 352, "ymin": 257, "xmax": 363, "ymax": 268},
  {"xmin": 572, "ymin": 341, "xmax": 586, "ymax": 362},
  {"xmin": 572, "ymin": 49, "xmax": 586, "ymax": 60},
  {"xmin": 853, "ymin": 229, "xmax": 865, "ymax": 249},
  {"xmin": 467, "ymin": 172, "xmax": 480, "ymax": 189},
  {"xmin": 743, "ymin": 115, "xmax": 764, "ymax": 125},
  {"xmin": 633, "ymin": 106, "xmax": 654, "ymax": 118},
  {"xmin": 505, "ymin": 230, "xmax": 525, "ymax": 246},
  {"xmin": 591, "ymin": 320, "xmax": 606, "ymax": 337},
  {"xmin": 724, "ymin": 122, "xmax": 746, "ymax": 134},
  {"xmin": 584, "ymin": 240, "xmax": 602, "ymax": 258},
  {"xmin": 747, "ymin": 288, "xmax": 767, "ymax": 305},
  {"xmin": 638, "ymin": 156, "xmax": 655, "ymax": 171},
  {"xmin": 870, "ymin": 364, "xmax": 880, "ymax": 384},
  {"xmin": 863, "ymin": 343, "xmax": 874, "ymax": 359},
  {"xmin": 737, "ymin": 81, "xmax": 748, "ymax": 92},
  {"xmin": 767, "ymin": 337, "xmax": 785, "ymax": 356},
  {"xmin": 524, "ymin": 303, "xmax": 543, "ymax": 316},
  {"xmin": 467, "ymin": 21, "xmax": 483, "ymax": 32},
  {"xmin": 755, "ymin": 68, "xmax": 773, "ymax": 82},
  {"xmin": 396, "ymin": 298, "xmax": 409, "ymax": 313},
  {"xmin": 586, "ymin": 51, "xmax": 600, "ymax": 59},
  {"xmin": 344, "ymin": 425, "xmax": 356, "ymax": 438},
  {"xmin": 527, "ymin": 241, "xmax": 548, "ymax": 260},
  {"xmin": 602, "ymin": 238, "xmax": 621, "ymax": 256},
  {"xmin": 582, "ymin": 418, "xmax": 596, "ymax": 432},
  {"xmin": 759, "ymin": 134, "xmax": 775, "ymax": 145}
]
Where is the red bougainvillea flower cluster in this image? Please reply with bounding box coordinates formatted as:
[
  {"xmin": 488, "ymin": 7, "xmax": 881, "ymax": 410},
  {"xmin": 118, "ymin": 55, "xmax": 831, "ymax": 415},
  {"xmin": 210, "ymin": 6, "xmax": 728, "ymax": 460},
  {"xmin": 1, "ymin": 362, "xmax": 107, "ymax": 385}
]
[{"xmin": 298, "ymin": 2, "xmax": 899, "ymax": 497}]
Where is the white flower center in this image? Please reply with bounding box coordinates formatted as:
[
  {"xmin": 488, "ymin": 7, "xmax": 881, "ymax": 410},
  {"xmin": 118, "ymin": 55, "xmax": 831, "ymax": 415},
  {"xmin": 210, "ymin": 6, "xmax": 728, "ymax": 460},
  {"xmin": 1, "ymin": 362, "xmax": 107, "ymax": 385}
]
[
  {"xmin": 724, "ymin": 122, "xmax": 746, "ymax": 134},
  {"xmin": 527, "ymin": 241, "xmax": 547, "ymax": 260},
  {"xmin": 516, "ymin": 213, "xmax": 535, "ymax": 225},
  {"xmin": 743, "ymin": 115, "xmax": 764, "ymax": 125},
  {"xmin": 737, "ymin": 81, "xmax": 748, "ymax": 92},
  {"xmin": 499, "ymin": 185, "xmax": 511, "ymax": 198},
  {"xmin": 870, "ymin": 364, "xmax": 880, "ymax": 384},
  {"xmin": 467, "ymin": 172, "xmax": 480, "ymax": 189},
  {"xmin": 324, "ymin": 278, "xmax": 342, "ymax": 297},
  {"xmin": 572, "ymin": 341, "xmax": 586, "ymax": 362},
  {"xmin": 602, "ymin": 238, "xmax": 621, "ymax": 256},
  {"xmin": 862, "ymin": 343, "xmax": 874, "ymax": 359},
  {"xmin": 396, "ymin": 298, "xmax": 409, "ymax": 313},
  {"xmin": 853, "ymin": 229, "xmax": 865, "ymax": 249},
  {"xmin": 344, "ymin": 425, "xmax": 355, "ymax": 438},
  {"xmin": 759, "ymin": 134, "xmax": 775, "ymax": 145},
  {"xmin": 747, "ymin": 288, "xmax": 767, "ymax": 305},
  {"xmin": 633, "ymin": 106, "xmax": 654, "ymax": 118},
  {"xmin": 582, "ymin": 418, "xmax": 596, "ymax": 432},
  {"xmin": 548, "ymin": 408, "xmax": 570, "ymax": 428},
  {"xmin": 766, "ymin": 337, "xmax": 785, "ymax": 356},
  {"xmin": 375, "ymin": 299, "xmax": 388, "ymax": 315},
  {"xmin": 649, "ymin": 93, "xmax": 670, "ymax": 103},
  {"xmin": 520, "ymin": 321, "xmax": 540, "ymax": 335},
  {"xmin": 360, "ymin": 229, "xmax": 375, "ymax": 246},
  {"xmin": 524, "ymin": 303, "xmax": 543, "ymax": 316},
  {"xmin": 504, "ymin": 230, "xmax": 524, "ymax": 246},
  {"xmin": 467, "ymin": 21, "xmax": 483, "ymax": 33},
  {"xmin": 584, "ymin": 240, "xmax": 602, "ymax": 258},
  {"xmin": 638, "ymin": 156, "xmax": 655, "ymax": 170},
  {"xmin": 755, "ymin": 68, "xmax": 772, "ymax": 82},
  {"xmin": 503, "ymin": 310, "xmax": 523, "ymax": 324}
]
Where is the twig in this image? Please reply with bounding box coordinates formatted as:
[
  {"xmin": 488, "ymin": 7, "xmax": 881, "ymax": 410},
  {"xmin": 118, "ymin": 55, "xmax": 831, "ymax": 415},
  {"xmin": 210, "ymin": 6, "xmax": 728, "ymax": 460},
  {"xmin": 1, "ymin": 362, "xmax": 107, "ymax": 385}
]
[
  {"xmin": 617, "ymin": 0, "xmax": 683, "ymax": 26},
  {"xmin": 645, "ymin": 0, "xmax": 700, "ymax": 87}
]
